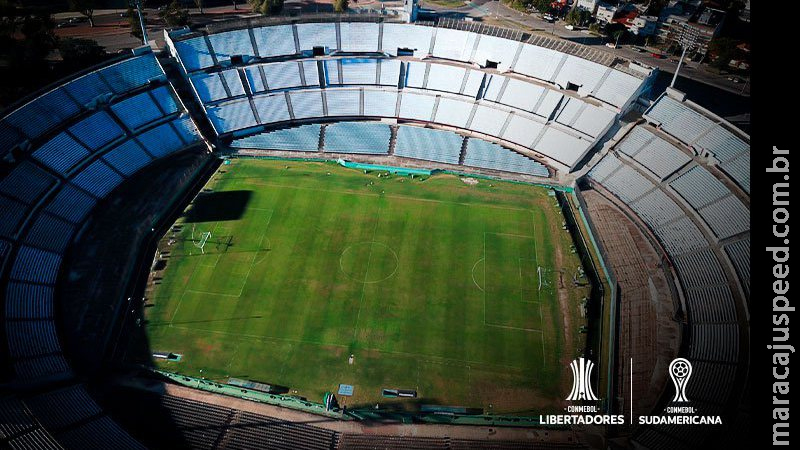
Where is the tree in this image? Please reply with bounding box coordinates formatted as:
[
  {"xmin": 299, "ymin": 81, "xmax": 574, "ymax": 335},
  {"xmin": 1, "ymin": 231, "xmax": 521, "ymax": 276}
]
[
  {"xmin": 160, "ymin": 1, "xmax": 190, "ymax": 27},
  {"xmin": 333, "ymin": 0, "xmax": 348, "ymax": 13},
  {"xmin": 707, "ymin": 37, "xmax": 739, "ymax": 69},
  {"xmin": 69, "ymin": 0, "xmax": 96, "ymax": 27},
  {"xmin": 531, "ymin": 0, "xmax": 551, "ymax": 14},
  {"xmin": 565, "ymin": 8, "xmax": 591, "ymax": 26},
  {"xmin": 193, "ymin": 0, "xmax": 204, "ymax": 14},
  {"xmin": 249, "ymin": 0, "xmax": 284, "ymax": 15},
  {"xmin": 58, "ymin": 38, "xmax": 107, "ymax": 70}
]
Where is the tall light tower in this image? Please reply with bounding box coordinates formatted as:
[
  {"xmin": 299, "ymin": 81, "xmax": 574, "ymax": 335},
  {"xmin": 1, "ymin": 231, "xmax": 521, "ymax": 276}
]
[
  {"xmin": 134, "ymin": 0, "xmax": 148, "ymax": 46},
  {"xmin": 670, "ymin": 23, "xmax": 699, "ymax": 88}
]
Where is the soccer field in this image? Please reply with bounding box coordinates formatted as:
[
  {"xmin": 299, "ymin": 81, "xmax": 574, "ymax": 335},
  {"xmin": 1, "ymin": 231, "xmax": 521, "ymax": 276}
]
[{"xmin": 145, "ymin": 159, "xmax": 587, "ymax": 413}]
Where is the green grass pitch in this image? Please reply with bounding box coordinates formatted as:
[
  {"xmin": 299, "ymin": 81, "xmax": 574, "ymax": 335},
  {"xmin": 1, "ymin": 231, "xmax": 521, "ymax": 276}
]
[{"xmin": 145, "ymin": 159, "xmax": 587, "ymax": 413}]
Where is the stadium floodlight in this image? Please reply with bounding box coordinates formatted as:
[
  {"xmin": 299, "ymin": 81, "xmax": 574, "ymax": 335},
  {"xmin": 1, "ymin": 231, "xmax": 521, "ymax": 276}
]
[{"xmin": 670, "ymin": 23, "xmax": 700, "ymax": 88}]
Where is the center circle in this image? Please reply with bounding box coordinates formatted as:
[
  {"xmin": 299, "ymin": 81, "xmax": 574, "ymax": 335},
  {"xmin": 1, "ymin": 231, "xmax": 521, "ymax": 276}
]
[{"xmin": 339, "ymin": 242, "xmax": 399, "ymax": 283}]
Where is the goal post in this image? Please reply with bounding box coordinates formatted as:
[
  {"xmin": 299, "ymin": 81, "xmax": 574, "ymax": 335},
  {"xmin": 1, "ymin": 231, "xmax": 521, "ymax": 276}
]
[{"xmin": 195, "ymin": 231, "xmax": 212, "ymax": 254}]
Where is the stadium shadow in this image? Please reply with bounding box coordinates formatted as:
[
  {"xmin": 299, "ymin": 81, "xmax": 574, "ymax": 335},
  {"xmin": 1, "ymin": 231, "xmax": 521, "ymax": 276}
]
[{"xmin": 183, "ymin": 190, "xmax": 253, "ymax": 223}]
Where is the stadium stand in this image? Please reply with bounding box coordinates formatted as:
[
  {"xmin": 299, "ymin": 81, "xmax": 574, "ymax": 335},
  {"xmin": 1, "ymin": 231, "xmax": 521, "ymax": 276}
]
[
  {"xmin": 323, "ymin": 122, "xmax": 392, "ymax": 154},
  {"xmin": 463, "ymin": 138, "xmax": 549, "ymax": 177},
  {"xmin": 231, "ymin": 124, "xmax": 322, "ymax": 152},
  {"xmin": 395, "ymin": 126, "xmax": 463, "ymax": 164}
]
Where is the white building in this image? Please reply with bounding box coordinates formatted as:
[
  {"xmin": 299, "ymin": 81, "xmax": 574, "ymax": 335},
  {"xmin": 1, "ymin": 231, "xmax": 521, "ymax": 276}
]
[
  {"xmin": 596, "ymin": 4, "xmax": 618, "ymax": 24},
  {"xmin": 576, "ymin": 0, "xmax": 600, "ymax": 14},
  {"xmin": 628, "ymin": 15, "xmax": 658, "ymax": 36}
]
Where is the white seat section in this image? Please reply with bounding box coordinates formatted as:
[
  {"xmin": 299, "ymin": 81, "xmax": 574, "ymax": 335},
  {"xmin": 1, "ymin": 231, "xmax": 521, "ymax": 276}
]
[
  {"xmin": 340, "ymin": 22, "xmax": 380, "ymax": 53},
  {"xmin": 534, "ymin": 90, "xmax": 563, "ymax": 119},
  {"xmin": 719, "ymin": 152, "xmax": 750, "ymax": 195},
  {"xmin": 496, "ymin": 79, "xmax": 547, "ymax": 113},
  {"xmin": 501, "ymin": 114, "xmax": 544, "ymax": 148},
  {"xmin": 324, "ymin": 122, "xmax": 391, "ymax": 154},
  {"xmin": 222, "ymin": 69, "xmax": 246, "ymax": 97},
  {"xmin": 252, "ymin": 24, "xmax": 296, "ymax": 57},
  {"xmin": 296, "ymin": 22, "xmax": 337, "ymax": 52},
  {"xmin": 288, "ymin": 90, "xmax": 325, "ymax": 119},
  {"xmin": 481, "ymin": 75, "xmax": 504, "ymax": 102},
  {"xmin": 206, "ymin": 99, "xmax": 258, "ymax": 133},
  {"xmin": 472, "ymin": 35, "xmax": 520, "ymax": 70},
  {"xmin": 669, "ymin": 166, "xmax": 730, "ymax": 210},
  {"xmin": 632, "ymin": 134, "xmax": 692, "ymax": 180},
  {"xmin": 174, "ymin": 36, "xmax": 215, "ymax": 71},
  {"xmin": 697, "ymin": 195, "xmax": 750, "ymax": 240},
  {"xmin": 325, "ymin": 89, "xmax": 361, "ymax": 117},
  {"xmin": 378, "ymin": 59, "xmax": 402, "ymax": 86},
  {"xmin": 554, "ymin": 56, "xmax": 607, "ymax": 96},
  {"xmin": 694, "ymin": 126, "xmax": 749, "ymax": 162},
  {"xmin": 395, "ymin": 126, "xmax": 462, "ymax": 164},
  {"xmin": 569, "ymin": 104, "xmax": 616, "ymax": 138},
  {"xmin": 425, "ymin": 64, "xmax": 468, "ymax": 95},
  {"xmin": 363, "ymin": 89, "xmax": 398, "ymax": 117},
  {"xmin": 261, "ymin": 61, "xmax": 303, "ymax": 90},
  {"xmin": 629, "ymin": 188, "xmax": 684, "ymax": 228},
  {"xmin": 433, "ymin": 97, "xmax": 473, "ymax": 128},
  {"xmin": 587, "ymin": 154, "xmax": 622, "ymax": 183},
  {"xmin": 724, "ymin": 238, "xmax": 750, "ymax": 297},
  {"xmin": 616, "ymin": 126, "xmax": 654, "ymax": 157},
  {"xmin": 674, "ymin": 248, "xmax": 727, "ymax": 288},
  {"xmin": 432, "ymin": 28, "xmax": 478, "ymax": 62},
  {"xmin": 251, "ymin": 93, "xmax": 291, "ymax": 124},
  {"xmin": 595, "ymin": 161, "xmax": 655, "ymax": 203},
  {"xmin": 208, "ymin": 29, "xmax": 254, "ymax": 61},
  {"xmin": 404, "ymin": 61, "xmax": 427, "ymax": 89},
  {"xmin": 244, "ymin": 66, "xmax": 266, "ymax": 93},
  {"xmin": 470, "ymin": 104, "xmax": 510, "ymax": 137},
  {"xmin": 398, "ymin": 91, "xmax": 435, "ymax": 122},
  {"xmin": 463, "ymin": 138, "xmax": 549, "ymax": 177},
  {"xmin": 231, "ymin": 124, "xmax": 321, "ymax": 152},
  {"xmin": 553, "ymin": 97, "xmax": 583, "ymax": 125},
  {"xmin": 339, "ymin": 59, "xmax": 378, "ymax": 85},
  {"xmin": 535, "ymin": 127, "xmax": 593, "ymax": 168},
  {"xmin": 324, "ymin": 60, "xmax": 341, "ymax": 85},
  {"xmin": 381, "ymin": 23, "xmax": 433, "ymax": 57},
  {"xmin": 645, "ymin": 94, "xmax": 715, "ymax": 144},
  {"xmin": 461, "ymin": 70, "xmax": 484, "ymax": 97},
  {"xmin": 513, "ymin": 44, "xmax": 563, "ymax": 82},
  {"xmin": 592, "ymin": 70, "xmax": 642, "ymax": 108},
  {"xmin": 654, "ymin": 216, "xmax": 708, "ymax": 256}
]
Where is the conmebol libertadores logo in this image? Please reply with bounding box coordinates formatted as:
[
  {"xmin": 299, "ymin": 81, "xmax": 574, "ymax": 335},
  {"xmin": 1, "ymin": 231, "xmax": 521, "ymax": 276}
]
[
  {"xmin": 669, "ymin": 358, "xmax": 692, "ymax": 402},
  {"xmin": 566, "ymin": 357, "xmax": 598, "ymax": 401}
]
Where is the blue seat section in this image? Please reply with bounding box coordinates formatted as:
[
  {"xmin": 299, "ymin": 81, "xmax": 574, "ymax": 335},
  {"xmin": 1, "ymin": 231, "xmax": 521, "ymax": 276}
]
[
  {"xmin": 110, "ymin": 91, "xmax": 164, "ymax": 131},
  {"xmin": 102, "ymin": 140, "xmax": 153, "ymax": 176},
  {"xmin": 6, "ymin": 320, "xmax": 62, "ymax": 358},
  {"xmin": 395, "ymin": 126, "xmax": 463, "ymax": 165},
  {"xmin": 136, "ymin": 122, "xmax": 185, "ymax": 158},
  {"xmin": 0, "ymin": 162, "xmax": 56, "ymax": 205},
  {"xmin": 231, "ymin": 124, "xmax": 321, "ymax": 151},
  {"xmin": 10, "ymin": 246, "xmax": 62, "ymax": 284},
  {"xmin": 14, "ymin": 354, "xmax": 70, "ymax": 381},
  {"xmin": 5, "ymin": 282, "xmax": 54, "ymax": 319},
  {"xmin": 100, "ymin": 54, "xmax": 163, "ymax": 94},
  {"xmin": 175, "ymin": 36, "xmax": 216, "ymax": 71},
  {"xmin": 170, "ymin": 116, "xmax": 202, "ymax": 145},
  {"xmin": 68, "ymin": 111, "xmax": 125, "ymax": 151},
  {"xmin": 151, "ymin": 85, "xmax": 180, "ymax": 114},
  {"xmin": 0, "ymin": 195, "xmax": 28, "ymax": 239},
  {"xmin": 24, "ymin": 213, "xmax": 75, "ymax": 253},
  {"xmin": 323, "ymin": 122, "xmax": 391, "ymax": 154},
  {"xmin": 63, "ymin": 72, "xmax": 110, "ymax": 107},
  {"xmin": 206, "ymin": 99, "xmax": 258, "ymax": 134},
  {"xmin": 191, "ymin": 72, "xmax": 228, "ymax": 103},
  {"xmin": 71, "ymin": 160, "xmax": 124, "ymax": 198},
  {"xmin": 208, "ymin": 29, "xmax": 255, "ymax": 61},
  {"xmin": 463, "ymin": 138, "xmax": 549, "ymax": 177},
  {"xmin": 32, "ymin": 132, "xmax": 91, "ymax": 175},
  {"xmin": 44, "ymin": 185, "xmax": 98, "ymax": 223},
  {"xmin": 3, "ymin": 89, "xmax": 81, "ymax": 141},
  {"xmin": 0, "ymin": 122, "xmax": 23, "ymax": 154}
]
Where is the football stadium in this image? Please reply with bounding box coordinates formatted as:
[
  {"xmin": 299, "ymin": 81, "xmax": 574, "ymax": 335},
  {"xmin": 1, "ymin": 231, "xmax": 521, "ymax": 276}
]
[{"xmin": 1, "ymin": 8, "xmax": 750, "ymax": 450}]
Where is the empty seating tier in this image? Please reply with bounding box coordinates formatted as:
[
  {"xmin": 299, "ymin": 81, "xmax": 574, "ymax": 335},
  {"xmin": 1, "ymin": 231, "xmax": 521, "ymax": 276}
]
[
  {"xmin": 323, "ymin": 122, "xmax": 391, "ymax": 155},
  {"xmin": 231, "ymin": 124, "xmax": 322, "ymax": 152},
  {"xmin": 395, "ymin": 126, "xmax": 463, "ymax": 165}
]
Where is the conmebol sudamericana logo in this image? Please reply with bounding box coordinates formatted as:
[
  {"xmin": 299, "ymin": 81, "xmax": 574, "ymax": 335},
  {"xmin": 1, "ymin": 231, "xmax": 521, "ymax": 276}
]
[
  {"xmin": 669, "ymin": 358, "xmax": 692, "ymax": 402},
  {"xmin": 566, "ymin": 357, "xmax": 598, "ymax": 401}
]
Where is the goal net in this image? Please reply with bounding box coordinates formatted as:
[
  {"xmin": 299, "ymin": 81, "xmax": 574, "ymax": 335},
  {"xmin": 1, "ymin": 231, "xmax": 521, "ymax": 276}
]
[{"xmin": 193, "ymin": 228, "xmax": 212, "ymax": 254}]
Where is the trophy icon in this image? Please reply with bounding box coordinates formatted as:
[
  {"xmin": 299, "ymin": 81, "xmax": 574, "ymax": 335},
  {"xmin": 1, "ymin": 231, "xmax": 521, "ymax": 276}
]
[{"xmin": 669, "ymin": 358, "xmax": 692, "ymax": 402}]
